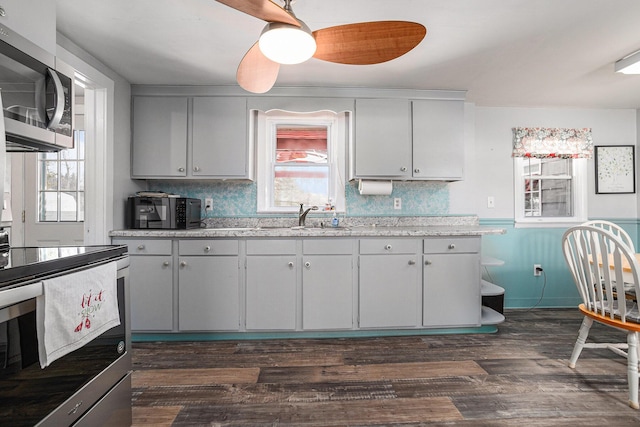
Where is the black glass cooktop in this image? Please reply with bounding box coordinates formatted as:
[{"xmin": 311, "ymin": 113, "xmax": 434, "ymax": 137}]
[{"xmin": 0, "ymin": 245, "xmax": 127, "ymax": 289}]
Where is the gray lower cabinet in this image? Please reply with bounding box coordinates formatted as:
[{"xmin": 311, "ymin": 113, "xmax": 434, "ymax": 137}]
[
  {"xmin": 359, "ymin": 239, "xmax": 421, "ymax": 328},
  {"xmin": 113, "ymin": 239, "xmax": 173, "ymax": 332},
  {"xmin": 178, "ymin": 240, "xmax": 240, "ymax": 331},
  {"xmin": 113, "ymin": 235, "xmax": 484, "ymax": 333},
  {"xmin": 423, "ymin": 238, "xmax": 481, "ymax": 327},
  {"xmin": 302, "ymin": 239, "xmax": 354, "ymax": 330},
  {"xmin": 245, "ymin": 240, "xmax": 297, "ymax": 330}
]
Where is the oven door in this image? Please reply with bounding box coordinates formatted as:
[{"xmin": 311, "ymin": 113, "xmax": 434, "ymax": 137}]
[{"xmin": 0, "ymin": 261, "xmax": 131, "ymax": 426}]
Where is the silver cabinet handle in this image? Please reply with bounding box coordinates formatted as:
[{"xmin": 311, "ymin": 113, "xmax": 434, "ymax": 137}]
[
  {"xmin": 400, "ymin": 166, "xmax": 407, "ymax": 172},
  {"xmin": 137, "ymin": 244, "xmax": 145, "ymax": 250},
  {"xmin": 414, "ymin": 168, "xmax": 420, "ymax": 173},
  {"xmin": 162, "ymin": 261, "xmax": 170, "ymax": 267},
  {"xmin": 180, "ymin": 261, "xmax": 187, "ymax": 267},
  {"xmin": 385, "ymin": 244, "xmax": 392, "ymax": 250},
  {"xmin": 204, "ymin": 245, "xmax": 211, "ymax": 252},
  {"xmin": 425, "ymin": 260, "xmax": 432, "ymax": 265},
  {"xmin": 448, "ymin": 244, "xmax": 456, "ymax": 250},
  {"xmin": 194, "ymin": 166, "xmax": 201, "ymax": 172},
  {"xmin": 305, "ymin": 261, "xmax": 311, "ymax": 269},
  {"xmin": 288, "ymin": 261, "xmax": 294, "ymax": 268},
  {"xmin": 408, "ymin": 260, "xmax": 416, "ymax": 265},
  {"xmin": 178, "ymin": 167, "xmax": 185, "ymax": 172}
]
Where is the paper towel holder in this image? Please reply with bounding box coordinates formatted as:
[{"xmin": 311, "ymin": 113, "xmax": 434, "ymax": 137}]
[{"xmin": 358, "ymin": 179, "xmax": 393, "ymax": 196}]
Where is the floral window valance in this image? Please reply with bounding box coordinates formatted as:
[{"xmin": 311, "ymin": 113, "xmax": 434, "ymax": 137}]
[{"xmin": 512, "ymin": 127, "xmax": 593, "ymax": 159}]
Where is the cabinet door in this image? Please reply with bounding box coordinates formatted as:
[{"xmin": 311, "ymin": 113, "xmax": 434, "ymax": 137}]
[
  {"xmin": 128, "ymin": 255, "xmax": 173, "ymax": 331},
  {"xmin": 354, "ymin": 99, "xmax": 412, "ymax": 178},
  {"xmin": 178, "ymin": 256, "xmax": 240, "ymax": 331},
  {"xmin": 132, "ymin": 96, "xmax": 188, "ymax": 177},
  {"xmin": 423, "ymin": 253, "xmax": 481, "ymax": 327},
  {"xmin": 246, "ymin": 256, "xmax": 297, "ymax": 330},
  {"xmin": 412, "ymin": 99, "xmax": 464, "ymax": 180},
  {"xmin": 302, "ymin": 255, "xmax": 353, "ymax": 330},
  {"xmin": 359, "ymin": 254, "xmax": 420, "ymax": 328},
  {"xmin": 192, "ymin": 97, "xmax": 250, "ymax": 178}
]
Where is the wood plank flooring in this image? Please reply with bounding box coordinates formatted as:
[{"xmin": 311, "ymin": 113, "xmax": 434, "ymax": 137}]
[{"xmin": 131, "ymin": 309, "xmax": 640, "ymax": 426}]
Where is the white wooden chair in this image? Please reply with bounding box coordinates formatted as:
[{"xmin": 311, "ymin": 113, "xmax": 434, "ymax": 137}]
[
  {"xmin": 562, "ymin": 225, "xmax": 640, "ymax": 409},
  {"xmin": 582, "ymin": 220, "xmax": 635, "ymax": 252}
]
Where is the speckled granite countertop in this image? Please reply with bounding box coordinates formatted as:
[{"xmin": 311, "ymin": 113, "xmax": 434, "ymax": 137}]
[{"xmin": 110, "ymin": 216, "xmax": 506, "ymax": 238}]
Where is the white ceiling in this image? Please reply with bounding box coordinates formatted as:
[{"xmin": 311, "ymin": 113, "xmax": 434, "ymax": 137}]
[{"xmin": 56, "ymin": 0, "xmax": 640, "ymax": 109}]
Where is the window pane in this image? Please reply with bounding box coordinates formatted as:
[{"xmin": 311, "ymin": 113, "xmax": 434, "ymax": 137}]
[
  {"xmin": 60, "ymin": 192, "xmax": 78, "ymax": 221},
  {"xmin": 61, "ymin": 144, "xmax": 78, "ymax": 160},
  {"xmin": 78, "ymin": 192, "xmax": 85, "ymax": 222},
  {"xmin": 42, "ymin": 161, "xmax": 58, "ymax": 190},
  {"xmin": 60, "ymin": 161, "xmax": 78, "ymax": 191},
  {"xmin": 541, "ymin": 178, "xmax": 572, "ymax": 217},
  {"xmin": 276, "ymin": 126, "xmax": 327, "ymax": 164},
  {"xmin": 274, "ymin": 165, "xmax": 329, "ymax": 207},
  {"xmin": 522, "ymin": 158, "xmax": 572, "ymax": 218},
  {"xmin": 40, "ymin": 192, "xmax": 58, "ymax": 221},
  {"xmin": 78, "ymin": 161, "xmax": 85, "ymax": 191},
  {"xmin": 74, "ymin": 129, "xmax": 85, "ymax": 159},
  {"xmin": 541, "ymin": 158, "xmax": 571, "ymax": 176}
]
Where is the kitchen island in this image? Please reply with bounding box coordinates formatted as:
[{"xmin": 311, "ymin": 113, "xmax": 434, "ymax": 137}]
[{"xmin": 111, "ymin": 216, "xmax": 506, "ymax": 339}]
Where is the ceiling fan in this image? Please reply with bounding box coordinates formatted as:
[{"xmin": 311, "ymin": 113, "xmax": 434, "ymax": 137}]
[{"xmin": 215, "ymin": 0, "xmax": 427, "ymax": 93}]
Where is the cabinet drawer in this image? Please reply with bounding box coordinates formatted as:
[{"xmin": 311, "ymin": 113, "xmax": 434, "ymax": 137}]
[
  {"xmin": 179, "ymin": 239, "xmax": 238, "ymax": 255},
  {"xmin": 359, "ymin": 238, "xmax": 419, "ymax": 254},
  {"xmin": 112, "ymin": 239, "xmax": 171, "ymax": 255},
  {"xmin": 247, "ymin": 239, "xmax": 297, "ymax": 255},
  {"xmin": 303, "ymin": 239, "xmax": 353, "ymax": 255},
  {"xmin": 423, "ymin": 237, "xmax": 480, "ymax": 254}
]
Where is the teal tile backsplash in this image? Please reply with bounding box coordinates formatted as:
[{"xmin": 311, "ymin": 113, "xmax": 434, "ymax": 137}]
[{"xmin": 149, "ymin": 180, "xmax": 449, "ymax": 217}]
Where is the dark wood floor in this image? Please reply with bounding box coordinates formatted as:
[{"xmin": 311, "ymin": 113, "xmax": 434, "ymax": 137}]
[{"xmin": 131, "ymin": 309, "xmax": 640, "ymax": 426}]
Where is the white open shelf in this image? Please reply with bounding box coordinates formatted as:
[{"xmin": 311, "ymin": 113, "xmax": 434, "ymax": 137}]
[{"xmin": 481, "ymin": 305, "xmax": 505, "ymax": 325}]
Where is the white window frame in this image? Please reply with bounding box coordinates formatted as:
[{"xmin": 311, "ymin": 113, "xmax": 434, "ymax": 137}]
[
  {"xmin": 255, "ymin": 110, "xmax": 348, "ymax": 214},
  {"xmin": 514, "ymin": 157, "xmax": 587, "ymax": 228}
]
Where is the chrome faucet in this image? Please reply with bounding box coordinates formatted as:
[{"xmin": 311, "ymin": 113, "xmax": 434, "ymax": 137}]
[{"xmin": 298, "ymin": 203, "xmax": 318, "ymax": 227}]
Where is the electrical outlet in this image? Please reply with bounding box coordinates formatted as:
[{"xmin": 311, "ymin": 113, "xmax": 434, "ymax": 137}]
[
  {"xmin": 534, "ymin": 264, "xmax": 542, "ymax": 276},
  {"xmin": 205, "ymin": 198, "xmax": 213, "ymax": 211},
  {"xmin": 487, "ymin": 196, "xmax": 495, "ymax": 208},
  {"xmin": 394, "ymin": 198, "xmax": 402, "ymax": 210}
]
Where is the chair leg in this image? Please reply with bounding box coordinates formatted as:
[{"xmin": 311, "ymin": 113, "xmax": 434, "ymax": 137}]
[
  {"xmin": 569, "ymin": 316, "xmax": 593, "ymax": 369},
  {"xmin": 627, "ymin": 332, "xmax": 639, "ymax": 409}
]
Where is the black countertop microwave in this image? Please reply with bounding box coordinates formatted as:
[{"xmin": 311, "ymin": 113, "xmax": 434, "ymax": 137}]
[{"xmin": 126, "ymin": 196, "xmax": 202, "ymax": 229}]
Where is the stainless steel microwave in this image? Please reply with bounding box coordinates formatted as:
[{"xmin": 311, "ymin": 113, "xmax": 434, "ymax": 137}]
[
  {"xmin": 126, "ymin": 197, "xmax": 202, "ymax": 229},
  {"xmin": 0, "ymin": 23, "xmax": 74, "ymax": 152}
]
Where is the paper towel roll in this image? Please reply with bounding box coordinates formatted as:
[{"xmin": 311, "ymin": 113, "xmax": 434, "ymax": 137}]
[{"xmin": 358, "ymin": 180, "xmax": 393, "ymax": 195}]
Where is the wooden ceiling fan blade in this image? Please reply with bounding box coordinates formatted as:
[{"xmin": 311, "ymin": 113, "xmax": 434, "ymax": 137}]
[
  {"xmin": 236, "ymin": 42, "xmax": 280, "ymax": 93},
  {"xmin": 215, "ymin": 0, "xmax": 300, "ymax": 26},
  {"xmin": 312, "ymin": 21, "xmax": 426, "ymax": 65}
]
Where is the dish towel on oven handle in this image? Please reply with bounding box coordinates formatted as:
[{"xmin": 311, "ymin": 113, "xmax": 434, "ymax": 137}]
[{"xmin": 36, "ymin": 261, "xmax": 120, "ymax": 368}]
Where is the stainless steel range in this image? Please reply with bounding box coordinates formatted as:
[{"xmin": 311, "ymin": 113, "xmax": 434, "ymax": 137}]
[{"xmin": 0, "ymin": 245, "xmax": 131, "ymax": 426}]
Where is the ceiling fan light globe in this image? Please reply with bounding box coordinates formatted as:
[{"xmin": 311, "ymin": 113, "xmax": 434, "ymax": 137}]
[{"xmin": 259, "ymin": 21, "xmax": 317, "ymax": 65}]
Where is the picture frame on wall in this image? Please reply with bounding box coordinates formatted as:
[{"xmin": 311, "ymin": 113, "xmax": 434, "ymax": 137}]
[{"xmin": 595, "ymin": 145, "xmax": 635, "ymax": 194}]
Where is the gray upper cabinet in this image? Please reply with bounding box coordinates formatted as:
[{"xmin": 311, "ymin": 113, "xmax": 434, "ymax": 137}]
[
  {"xmin": 132, "ymin": 96, "xmax": 189, "ymax": 178},
  {"xmin": 354, "ymin": 99, "xmax": 412, "ymax": 179},
  {"xmin": 132, "ymin": 96, "xmax": 253, "ymax": 180},
  {"xmin": 412, "ymin": 100, "xmax": 465, "ymax": 180},
  {"xmin": 352, "ymin": 98, "xmax": 465, "ymax": 180},
  {"xmin": 191, "ymin": 97, "xmax": 251, "ymax": 179}
]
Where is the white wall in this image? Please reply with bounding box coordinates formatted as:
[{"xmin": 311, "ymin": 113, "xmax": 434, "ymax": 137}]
[
  {"xmin": 450, "ymin": 105, "xmax": 638, "ymax": 220},
  {"xmin": 57, "ymin": 34, "xmax": 144, "ymax": 237}
]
